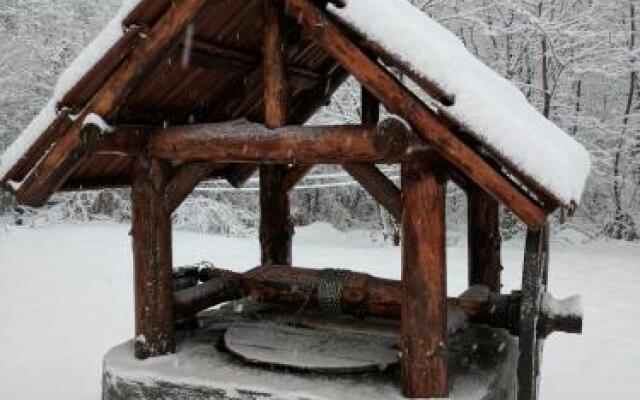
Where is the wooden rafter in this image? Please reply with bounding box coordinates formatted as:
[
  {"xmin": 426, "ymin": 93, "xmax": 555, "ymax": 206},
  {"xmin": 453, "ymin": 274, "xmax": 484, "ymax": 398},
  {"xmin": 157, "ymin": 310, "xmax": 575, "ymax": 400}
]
[
  {"xmin": 276, "ymin": 0, "xmax": 547, "ymax": 228},
  {"xmin": 15, "ymin": 0, "xmax": 214, "ymax": 207},
  {"xmin": 184, "ymin": 39, "xmax": 321, "ymax": 90}
]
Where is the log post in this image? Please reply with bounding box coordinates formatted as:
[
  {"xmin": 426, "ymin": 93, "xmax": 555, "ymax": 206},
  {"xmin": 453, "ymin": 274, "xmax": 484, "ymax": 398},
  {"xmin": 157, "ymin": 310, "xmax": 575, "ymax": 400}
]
[
  {"xmin": 131, "ymin": 155, "xmax": 175, "ymax": 359},
  {"xmin": 401, "ymin": 156, "xmax": 448, "ymax": 398},
  {"xmin": 261, "ymin": 0, "xmax": 292, "ymax": 266},
  {"xmin": 467, "ymin": 183, "xmax": 502, "ymax": 292}
]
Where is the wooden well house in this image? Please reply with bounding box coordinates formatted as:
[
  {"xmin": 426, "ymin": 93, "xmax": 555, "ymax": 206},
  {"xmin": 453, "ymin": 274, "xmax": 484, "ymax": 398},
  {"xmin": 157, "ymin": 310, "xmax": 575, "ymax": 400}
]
[{"xmin": 0, "ymin": 0, "xmax": 590, "ymax": 399}]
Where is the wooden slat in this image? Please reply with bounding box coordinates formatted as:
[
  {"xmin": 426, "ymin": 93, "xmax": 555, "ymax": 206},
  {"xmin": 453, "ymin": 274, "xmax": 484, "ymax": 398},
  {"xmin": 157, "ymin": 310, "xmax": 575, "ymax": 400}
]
[
  {"xmin": 467, "ymin": 182, "xmax": 502, "ymax": 292},
  {"xmin": 131, "ymin": 155, "xmax": 174, "ymax": 359},
  {"xmin": 15, "ymin": 0, "xmax": 214, "ymax": 207},
  {"xmin": 401, "ymin": 156, "xmax": 448, "ymax": 398},
  {"xmin": 276, "ymin": 0, "xmax": 546, "ymax": 228},
  {"xmin": 187, "ymin": 39, "xmax": 321, "ymax": 90}
]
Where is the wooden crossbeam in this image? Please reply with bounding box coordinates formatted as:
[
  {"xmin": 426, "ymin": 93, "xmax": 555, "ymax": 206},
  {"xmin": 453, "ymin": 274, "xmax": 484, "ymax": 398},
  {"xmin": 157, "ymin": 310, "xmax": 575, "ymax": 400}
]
[
  {"xmin": 164, "ymin": 162, "xmax": 226, "ymax": 213},
  {"xmin": 15, "ymin": 0, "xmax": 214, "ymax": 207},
  {"xmin": 276, "ymin": 0, "xmax": 546, "ymax": 228},
  {"xmin": 343, "ymin": 163, "xmax": 402, "ymax": 222},
  {"xmin": 282, "ymin": 165, "xmax": 313, "ymax": 192},
  {"xmin": 148, "ymin": 120, "xmax": 410, "ymax": 164},
  {"xmin": 186, "ymin": 39, "xmax": 321, "ymax": 90}
]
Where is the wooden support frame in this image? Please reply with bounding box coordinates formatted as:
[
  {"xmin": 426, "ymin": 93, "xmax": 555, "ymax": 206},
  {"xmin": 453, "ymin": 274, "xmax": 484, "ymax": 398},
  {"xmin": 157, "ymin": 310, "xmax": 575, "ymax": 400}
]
[
  {"xmin": 261, "ymin": 0, "xmax": 293, "ymax": 266},
  {"xmin": 401, "ymin": 156, "xmax": 448, "ymax": 398},
  {"xmin": 15, "ymin": 0, "xmax": 214, "ymax": 207},
  {"xmin": 185, "ymin": 39, "xmax": 321, "ymax": 90},
  {"xmin": 467, "ymin": 182, "xmax": 502, "ymax": 292},
  {"xmin": 282, "ymin": 165, "xmax": 313, "ymax": 192},
  {"xmin": 148, "ymin": 121, "xmax": 409, "ymax": 164},
  {"xmin": 164, "ymin": 162, "xmax": 226, "ymax": 214},
  {"xmin": 343, "ymin": 163, "xmax": 402, "ymax": 222},
  {"xmin": 276, "ymin": 0, "xmax": 546, "ymax": 228},
  {"xmin": 131, "ymin": 155, "xmax": 175, "ymax": 359}
]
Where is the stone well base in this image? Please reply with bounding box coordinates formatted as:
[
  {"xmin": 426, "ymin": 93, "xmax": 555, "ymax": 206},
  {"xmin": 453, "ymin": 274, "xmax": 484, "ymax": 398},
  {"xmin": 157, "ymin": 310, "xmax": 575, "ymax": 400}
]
[{"xmin": 103, "ymin": 310, "xmax": 517, "ymax": 400}]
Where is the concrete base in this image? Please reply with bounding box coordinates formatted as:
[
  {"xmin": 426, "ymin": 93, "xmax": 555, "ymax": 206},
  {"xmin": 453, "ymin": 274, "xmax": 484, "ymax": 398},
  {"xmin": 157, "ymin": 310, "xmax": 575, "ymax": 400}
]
[{"xmin": 103, "ymin": 309, "xmax": 517, "ymax": 400}]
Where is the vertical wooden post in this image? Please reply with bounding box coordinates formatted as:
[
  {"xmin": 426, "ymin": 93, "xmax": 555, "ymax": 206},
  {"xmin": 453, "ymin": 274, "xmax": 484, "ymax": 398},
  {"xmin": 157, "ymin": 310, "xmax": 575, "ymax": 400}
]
[
  {"xmin": 401, "ymin": 157, "xmax": 448, "ymax": 398},
  {"xmin": 467, "ymin": 183, "xmax": 502, "ymax": 292},
  {"xmin": 131, "ymin": 155, "xmax": 175, "ymax": 359},
  {"xmin": 260, "ymin": 0, "xmax": 292, "ymax": 266}
]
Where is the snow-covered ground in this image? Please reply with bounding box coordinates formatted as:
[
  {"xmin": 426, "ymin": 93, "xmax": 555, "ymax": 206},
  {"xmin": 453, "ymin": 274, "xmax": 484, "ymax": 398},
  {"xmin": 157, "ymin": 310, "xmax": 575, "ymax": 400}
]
[{"xmin": 0, "ymin": 222, "xmax": 638, "ymax": 399}]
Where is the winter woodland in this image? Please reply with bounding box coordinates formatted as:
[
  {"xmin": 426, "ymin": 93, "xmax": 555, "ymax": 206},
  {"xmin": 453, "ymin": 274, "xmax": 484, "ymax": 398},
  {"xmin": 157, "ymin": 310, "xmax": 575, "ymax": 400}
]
[{"xmin": 0, "ymin": 0, "xmax": 638, "ymax": 241}]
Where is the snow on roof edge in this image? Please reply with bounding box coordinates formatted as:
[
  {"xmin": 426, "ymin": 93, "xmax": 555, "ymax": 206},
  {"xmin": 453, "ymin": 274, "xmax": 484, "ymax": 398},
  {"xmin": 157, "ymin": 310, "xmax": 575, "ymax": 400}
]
[
  {"xmin": 329, "ymin": 0, "xmax": 591, "ymax": 206},
  {"xmin": 0, "ymin": 0, "xmax": 143, "ymax": 187}
]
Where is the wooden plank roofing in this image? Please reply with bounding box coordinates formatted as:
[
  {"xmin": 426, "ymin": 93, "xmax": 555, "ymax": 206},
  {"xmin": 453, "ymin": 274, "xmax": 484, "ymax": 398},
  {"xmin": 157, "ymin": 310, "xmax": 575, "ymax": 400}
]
[
  {"xmin": 0, "ymin": 0, "xmax": 591, "ymax": 227},
  {"xmin": 0, "ymin": 0, "xmax": 345, "ymax": 193}
]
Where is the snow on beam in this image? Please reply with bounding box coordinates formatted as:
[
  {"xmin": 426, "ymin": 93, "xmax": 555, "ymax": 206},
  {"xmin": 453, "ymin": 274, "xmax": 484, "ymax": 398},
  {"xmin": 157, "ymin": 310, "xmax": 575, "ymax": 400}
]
[
  {"xmin": 147, "ymin": 119, "xmax": 411, "ymax": 164},
  {"xmin": 276, "ymin": 0, "xmax": 547, "ymax": 228}
]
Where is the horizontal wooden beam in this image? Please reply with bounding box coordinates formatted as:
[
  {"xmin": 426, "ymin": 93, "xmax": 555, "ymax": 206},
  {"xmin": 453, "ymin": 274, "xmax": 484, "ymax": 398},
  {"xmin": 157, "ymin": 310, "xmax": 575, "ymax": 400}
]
[
  {"xmin": 277, "ymin": 0, "xmax": 547, "ymax": 228},
  {"xmin": 148, "ymin": 118, "xmax": 410, "ymax": 164}
]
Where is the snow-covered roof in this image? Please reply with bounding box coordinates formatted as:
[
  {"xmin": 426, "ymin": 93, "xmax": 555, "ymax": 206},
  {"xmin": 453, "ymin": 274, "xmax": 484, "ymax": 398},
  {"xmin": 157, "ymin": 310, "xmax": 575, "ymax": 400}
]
[
  {"xmin": 0, "ymin": 0, "xmax": 590, "ymax": 213},
  {"xmin": 329, "ymin": 0, "xmax": 591, "ymax": 206},
  {"xmin": 0, "ymin": 0, "xmax": 142, "ymax": 188}
]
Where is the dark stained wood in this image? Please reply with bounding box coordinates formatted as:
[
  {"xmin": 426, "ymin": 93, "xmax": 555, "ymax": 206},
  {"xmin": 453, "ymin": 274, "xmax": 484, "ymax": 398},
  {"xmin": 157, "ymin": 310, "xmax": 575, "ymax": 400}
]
[
  {"xmin": 177, "ymin": 264, "xmax": 583, "ymax": 336},
  {"xmin": 131, "ymin": 155, "xmax": 175, "ymax": 359},
  {"xmin": 261, "ymin": 0, "xmax": 292, "ymax": 267},
  {"xmin": 468, "ymin": 183, "xmax": 502, "ymax": 292},
  {"xmin": 277, "ymin": 0, "xmax": 547, "ymax": 228},
  {"xmin": 1, "ymin": 110, "xmax": 72, "ymax": 188},
  {"xmin": 518, "ymin": 224, "xmax": 549, "ymax": 400},
  {"xmin": 15, "ymin": 0, "xmax": 215, "ymax": 207},
  {"xmin": 260, "ymin": 165, "xmax": 293, "ymax": 266},
  {"xmin": 282, "ymin": 165, "xmax": 313, "ymax": 192},
  {"xmin": 186, "ymin": 39, "xmax": 321, "ymax": 90},
  {"xmin": 343, "ymin": 163, "xmax": 402, "ymax": 222},
  {"xmin": 224, "ymin": 164, "xmax": 258, "ymax": 188},
  {"xmin": 263, "ymin": 0, "xmax": 288, "ymax": 129},
  {"xmin": 147, "ymin": 121, "xmax": 410, "ymax": 164},
  {"xmin": 58, "ymin": 25, "xmax": 147, "ymax": 112},
  {"xmin": 91, "ymin": 126, "xmax": 147, "ymax": 156},
  {"xmin": 360, "ymin": 52, "xmax": 380, "ymax": 126},
  {"xmin": 164, "ymin": 162, "xmax": 226, "ymax": 213},
  {"xmin": 174, "ymin": 268, "xmax": 243, "ymax": 319},
  {"xmin": 401, "ymin": 156, "xmax": 448, "ymax": 398}
]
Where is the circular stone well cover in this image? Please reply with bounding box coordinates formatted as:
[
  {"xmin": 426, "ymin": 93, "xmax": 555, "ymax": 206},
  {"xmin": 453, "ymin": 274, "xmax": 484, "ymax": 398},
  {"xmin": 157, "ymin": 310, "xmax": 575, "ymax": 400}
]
[{"xmin": 224, "ymin": 321, "xmax": 399, "ymax": 373}]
